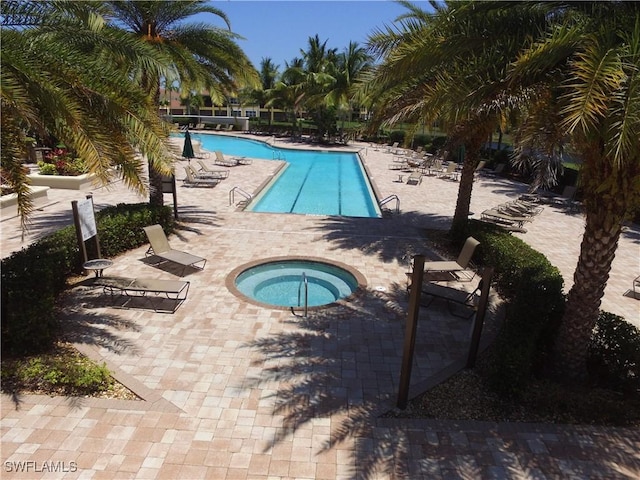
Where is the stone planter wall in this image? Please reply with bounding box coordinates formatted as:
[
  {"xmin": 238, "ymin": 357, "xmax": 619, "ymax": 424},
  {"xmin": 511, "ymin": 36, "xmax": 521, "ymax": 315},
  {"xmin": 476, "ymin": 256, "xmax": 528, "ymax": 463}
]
[
  {"xmin": 27, "ymin": 172, "xmax": 96, "ymax": 190},
  {"xmin": 0, "ymin": 186, "xmax": 50, "ymax": 219}
]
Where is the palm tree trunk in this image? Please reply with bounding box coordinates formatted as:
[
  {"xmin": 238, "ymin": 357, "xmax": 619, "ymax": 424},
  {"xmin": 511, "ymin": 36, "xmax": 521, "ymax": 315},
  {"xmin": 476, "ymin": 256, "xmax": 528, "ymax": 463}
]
[
  {"xmin": 450, "ymin": 130, "xmax": 488, "ymax": 236},
  {"xmin": 554, "ymin": 202, "xmax": 623, "ymax": 381},
  {"xmin": 147, "ymin": 80, "xmax": 165, "ymax": 207}
]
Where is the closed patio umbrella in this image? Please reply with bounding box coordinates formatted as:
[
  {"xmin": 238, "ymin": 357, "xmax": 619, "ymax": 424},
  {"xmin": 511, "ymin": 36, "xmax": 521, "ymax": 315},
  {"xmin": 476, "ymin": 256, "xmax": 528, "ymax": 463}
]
[{"xmin": 182, "ymin": 129, "xmax": 195, "ymax": 161}]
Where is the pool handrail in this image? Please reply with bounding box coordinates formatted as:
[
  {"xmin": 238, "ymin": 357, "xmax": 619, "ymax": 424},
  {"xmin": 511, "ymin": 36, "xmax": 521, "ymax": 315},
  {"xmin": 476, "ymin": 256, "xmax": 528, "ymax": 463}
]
[
  {"xmin": 229, "ymin": 186, "xmax": 253, "ymax": 206},
  {"xmin": 379, "ymin": 194, "xmax": 400, "ymax": 214}
]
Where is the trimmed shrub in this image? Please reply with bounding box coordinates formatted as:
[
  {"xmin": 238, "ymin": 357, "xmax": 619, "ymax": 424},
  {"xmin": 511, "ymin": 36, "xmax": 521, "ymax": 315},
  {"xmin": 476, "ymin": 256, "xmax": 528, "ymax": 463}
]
[
  {"xmin": 452, "ymin": 220, "xmax": 565, "ymax": 397},
  {"xmin": 1, "ymin": 204, "xmax": 173, "ymax": 356},
  {"xmin": 588, "ymin": 312, "xmax": 640, "ymax": 393},
  {"xmin": 388, "ymin": 130, "xmax": 406, "ymax": 146}
]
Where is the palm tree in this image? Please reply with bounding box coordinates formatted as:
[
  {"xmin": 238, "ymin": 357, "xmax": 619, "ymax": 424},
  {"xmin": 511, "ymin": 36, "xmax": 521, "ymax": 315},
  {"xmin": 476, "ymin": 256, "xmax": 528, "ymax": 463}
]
[
  {"xmin": 105, "ymin": 0, "xmax": 259, "ymax": 205},
  {"xmin": 240, "ymin": 58, "xmax": 280, "ymax": 127},
  {"xmin": 297, "ymin": 35, "xmax": 340, "ymax": 140},
  {"xmin": 326, "ymin": 42, "xmax": 373, "ymax": 131},
  {"xmin": 509, "ymin": 2, "xmax": 640, "ymax": 380},
  {"xmin": 1, "ymin": 1, "xmax": 171, "ymax": 230},
  {"xmin": 363, "ymin": 0, "xmax": 548, "ymax": 234},
  {"xmin": 266, "ymin": 58, "xmax": 308, "ymax": 135}
]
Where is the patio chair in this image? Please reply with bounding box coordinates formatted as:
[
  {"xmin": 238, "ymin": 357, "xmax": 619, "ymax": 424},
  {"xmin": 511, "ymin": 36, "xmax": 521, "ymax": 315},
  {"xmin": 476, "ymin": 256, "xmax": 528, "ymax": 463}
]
[
  {"xmin": 388, "ymin": 161, "xmax": 409, "ymax": 171},
  {"xmin": 423, "ymin": 236, "xmax": 480, "ymax": 278},
  {"xmin": 143, "ymin": 224, "xmax": 206, "ymax": 276},
  {"xmin": 385, "ymin": 142, "xmax": 399, "ymax": 154},
  {"xmin": 225, "ymin": 124, "xmax": 234, "ymax": 131},
  {"xmin": 192, "ymin": 142, "xmax": 211, "ymax": 159},
  {"xmin": 182, "ymin": 166, "xmax": 221, "ymax": 188},
  {"xmin": 499, "ymin": 200, "xmax": 543, "ymax": 217},
  {"xmin": 196, "ymin": 160, "xmax": 229, "ymax": 179},
  {"xmin": 214, "ymin": 150, "xmax": 239, "ymax": 167},
  {"xmin": 474, "ymin": 160, "xmax": 487, "ymax": 176},
  {"xmin": 556, "ymin": 185, "xmax": 580, "ymax": 212},
  {"xmin": 235, "ymin": 156, "xmax": 253, "ymax": 165},
  {"xmin": 482, "ymin": 163, "xmax": 506, "ymax": 177},
  {"xmin": 93, "ymin": 276, "xmax": 190, "ymax": 313},
  {"xmin": 437, "ymin": 162, "xmax": 459, "ymax": 181},
  {"xmin": 406, "ymin": 171, "xmax": 423, "ymax": 185},
  {"xmin": 406, "ymin": 237, "xmax": 480, "ymax": 296},
  {"xmin": 481, "ymin": 208, "xmax": 531, "ymax": 228},
  {"xmin": 427, "ymin": 159, "xmax": 443, "ymax": 176},
  {"xmin": 214, "ymin": 124, "xmax": 222, "ymax": 131}
]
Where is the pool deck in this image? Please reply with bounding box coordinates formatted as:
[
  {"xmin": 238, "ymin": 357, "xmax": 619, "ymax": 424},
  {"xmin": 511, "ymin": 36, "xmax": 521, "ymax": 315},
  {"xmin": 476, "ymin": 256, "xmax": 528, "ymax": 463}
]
[{"xmin": 1, "ymin": 133, "xmax": 639, "ymax": 479}]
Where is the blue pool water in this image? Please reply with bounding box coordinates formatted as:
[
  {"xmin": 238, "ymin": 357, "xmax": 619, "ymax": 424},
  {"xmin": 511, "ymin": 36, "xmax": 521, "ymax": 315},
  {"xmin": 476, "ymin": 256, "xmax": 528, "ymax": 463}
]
[
  {"xmin": 235, "ymin": 260, "xmax": 358, "ymax": 307},
  {"xmin": 191, "ymin": 133, "xmax": 380, "ymax": 218}
]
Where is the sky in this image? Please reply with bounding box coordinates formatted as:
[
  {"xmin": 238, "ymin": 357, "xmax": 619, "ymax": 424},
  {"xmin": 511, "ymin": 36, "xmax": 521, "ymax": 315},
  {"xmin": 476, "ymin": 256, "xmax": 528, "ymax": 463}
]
[{"xmin": 204, "ymin": 1, "xmax": 432, "ymax": 70}]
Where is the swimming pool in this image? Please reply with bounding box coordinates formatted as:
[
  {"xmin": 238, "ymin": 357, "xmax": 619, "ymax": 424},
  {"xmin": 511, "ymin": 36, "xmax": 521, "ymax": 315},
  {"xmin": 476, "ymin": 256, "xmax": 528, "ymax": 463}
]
[{"xmin": 191, "ymin": 133, "xmax": 381, "ymax": 218}]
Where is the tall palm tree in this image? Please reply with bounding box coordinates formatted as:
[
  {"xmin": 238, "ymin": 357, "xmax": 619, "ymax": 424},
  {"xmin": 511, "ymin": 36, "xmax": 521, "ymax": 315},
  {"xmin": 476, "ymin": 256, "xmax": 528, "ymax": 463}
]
[
  {"xmin": 363, "ymin": 0, "xmax": 547, "ymax": 234},
  {"xmin": 509, "ymin": 2, "xmax": 640, "ymax": 380},
  {"xmin": 266, "ymin": 58, "xmax": 307, "ymax": 134},
  {"xmin": 240, "ymin": 58, "xmax": 280, "ymax": 126},
  {"xmin": 326, "ymin": 42, "xmax": 373, "ymax": 127},
  {"xmin": 105, "ymin": 0, "xmax": 259, "ymax": 205},
  {"xmin": 1, "ymin": 0, "xmax": 171, "ymax": 230},
  {"xmin": 298, "ymin": 35, "xmax": 340, "ymax": 140}
]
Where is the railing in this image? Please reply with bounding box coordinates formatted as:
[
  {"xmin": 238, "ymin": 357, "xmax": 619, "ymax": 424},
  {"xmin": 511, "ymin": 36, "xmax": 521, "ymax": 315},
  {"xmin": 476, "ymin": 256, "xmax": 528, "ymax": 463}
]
[
  {"xmin": 296, "ymin": 272, "xmax": 308, "ymax": 318},
  {"xmin": 379, "ymin": 194, "xmax": 400, "ymax": 214},
  {"xmin": 228, "ymin": 186, "xmax": 252, "ymax": 206},
  {"xmin": 272, "ymin": 151, "xmax": 286, "ymax": 161}
]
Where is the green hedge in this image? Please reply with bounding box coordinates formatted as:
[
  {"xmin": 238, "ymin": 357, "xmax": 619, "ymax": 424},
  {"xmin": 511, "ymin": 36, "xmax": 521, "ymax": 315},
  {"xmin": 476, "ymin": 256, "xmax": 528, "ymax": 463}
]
[
  {"xmin": 453, "ymin": 220, "xmax": 566, "ymax": 397},
  {"xmin": 1, "ymin": 204, "xmax": 173, "ymax": 357},
  {"xmin": 588, "ymin": 312, "xmax": 640, "ymax": 393}
]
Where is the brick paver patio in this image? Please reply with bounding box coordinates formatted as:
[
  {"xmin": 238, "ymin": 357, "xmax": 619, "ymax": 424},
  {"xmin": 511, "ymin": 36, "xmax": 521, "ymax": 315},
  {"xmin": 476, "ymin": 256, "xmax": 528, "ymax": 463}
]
[{"xmin": 2, "ymin": 134, "xmax": 638, "ymax": 479}]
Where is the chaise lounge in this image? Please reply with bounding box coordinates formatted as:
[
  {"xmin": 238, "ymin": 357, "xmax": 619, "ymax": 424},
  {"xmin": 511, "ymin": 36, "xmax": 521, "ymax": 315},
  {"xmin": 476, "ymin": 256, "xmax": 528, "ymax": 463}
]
[
  {"xmin": 143, "ymin": 224, "xmax": 206, "ymax": 276},
  {"xmin": 196, "ymin": 160, "xmax": 229, "ymax": 179},
  {"xmin": 93, "ymin": 276, "xmax": 190, "ymax": 313},
  {"xmin": 421, "ymin": 236, "xmax": 480, "ymax": 281},
  {"xmin": 406, "ymin": 171, "xmax": 423, "ymax": 185},
  {"xmin": 214, "ymin": 150, "xmax": 239, "ymax": 167},
  {"xmin": 183, "ymin": 165, "xmax": 221, "ymax": 187}
]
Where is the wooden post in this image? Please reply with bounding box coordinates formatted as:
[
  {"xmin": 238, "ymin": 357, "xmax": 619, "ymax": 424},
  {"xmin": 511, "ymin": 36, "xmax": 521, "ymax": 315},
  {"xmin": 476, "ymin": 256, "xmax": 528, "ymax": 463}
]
[
  {"xmin": 162, "ymin": 174, "xmax": 179, "ymax": 219},
  {"xmin": 397, "ymin": 255, "xmax": 425, "ymax": 409},
  {"xmin": 466, "ymin": 267, "xmax": 494, "ymax": 368}
]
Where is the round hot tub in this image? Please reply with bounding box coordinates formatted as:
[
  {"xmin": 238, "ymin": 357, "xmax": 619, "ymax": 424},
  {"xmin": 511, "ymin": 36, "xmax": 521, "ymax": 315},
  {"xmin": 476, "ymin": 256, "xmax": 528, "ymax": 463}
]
[{"xmin": 228, "ymin": 257, "xmax": 366, "ymax": 309}]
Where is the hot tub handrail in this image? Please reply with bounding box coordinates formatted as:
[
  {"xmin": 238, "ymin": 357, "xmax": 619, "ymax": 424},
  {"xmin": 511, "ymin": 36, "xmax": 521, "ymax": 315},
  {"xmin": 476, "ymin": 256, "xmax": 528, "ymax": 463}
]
[{"xmin": 297, "ymin": 272, "xmax": 308, "ymax": 318}]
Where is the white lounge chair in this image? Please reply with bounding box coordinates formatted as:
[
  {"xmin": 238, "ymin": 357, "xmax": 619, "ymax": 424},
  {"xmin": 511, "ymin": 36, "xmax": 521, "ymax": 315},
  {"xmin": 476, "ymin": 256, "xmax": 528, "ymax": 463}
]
[
  {"xmin": 143, "ymin": 224, "xmax": 206, "ymax": 276},
  {"xmin": 196, "ymin": 160, "xmax": 229, "ymax": 179},
  {"xmin": 192, "ymin": 142, "xmax": 211, "ymax": 159},
  {"xmin": 406, "ymin": 171, "xmax": 423, "ymax": 185},
  {"xmin": 183, "ymin": 166, "xmax": 221, "ymax": 187},
  {"xmin": 214, "ymin": 150, "xmax": 243, "ymax": 167},
  {"xmin": 437, "ymin": 162, "xmax": 459, "ymax": 181}
]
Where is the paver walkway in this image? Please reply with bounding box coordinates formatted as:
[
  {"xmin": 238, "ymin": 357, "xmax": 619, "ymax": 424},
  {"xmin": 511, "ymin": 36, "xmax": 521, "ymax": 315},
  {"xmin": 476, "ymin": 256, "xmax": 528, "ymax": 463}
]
[{"xmin": 1, "ymin": 134, "xmax": 639, "ymax": 479}]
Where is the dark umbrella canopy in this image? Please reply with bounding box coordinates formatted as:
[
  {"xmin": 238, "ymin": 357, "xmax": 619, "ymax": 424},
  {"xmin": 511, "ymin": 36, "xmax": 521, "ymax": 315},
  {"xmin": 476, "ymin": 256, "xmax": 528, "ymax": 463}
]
[{"xmin": 182, "ymin": 129, "xmax": 195, "ymax": 159}]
